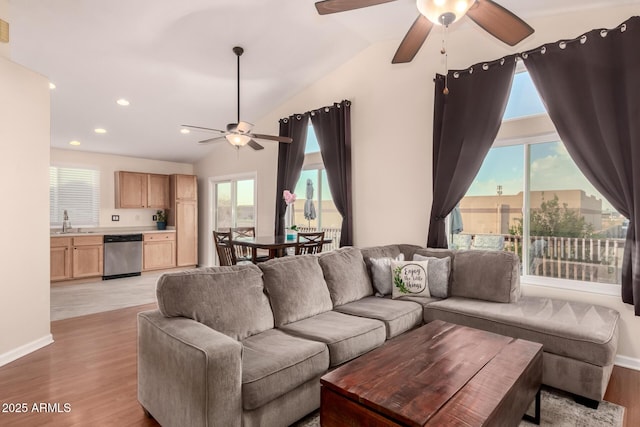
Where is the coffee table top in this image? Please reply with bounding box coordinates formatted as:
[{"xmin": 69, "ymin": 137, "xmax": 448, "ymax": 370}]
[{"xmin": 321, "ymin": 320, "xmax": 543, "ymax": 426}]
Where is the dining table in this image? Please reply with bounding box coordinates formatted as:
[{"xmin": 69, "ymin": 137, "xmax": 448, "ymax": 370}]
[{"xmin": 230, "ymin": 235, "xmax": 333, "ymax": 263}]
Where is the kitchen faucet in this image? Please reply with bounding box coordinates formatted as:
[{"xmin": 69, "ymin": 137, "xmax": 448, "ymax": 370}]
[{"xmin": 62, "ymin": 210, "xmax": 71, "ymax": 233}]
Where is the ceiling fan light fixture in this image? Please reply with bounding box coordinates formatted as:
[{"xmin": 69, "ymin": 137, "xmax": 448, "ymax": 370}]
[
  {"xmin": 417, "ymin": 0, "xmax": 474, "ymax": 26},
  {"xmin": 226, "ymin": 133, "xmax": 251, "ymax": 147}
]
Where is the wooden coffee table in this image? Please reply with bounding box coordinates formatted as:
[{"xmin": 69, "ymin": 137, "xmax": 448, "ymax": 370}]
[{"xmin": 320, "ymin": 320, "xmax": 542, "ymax": 426}]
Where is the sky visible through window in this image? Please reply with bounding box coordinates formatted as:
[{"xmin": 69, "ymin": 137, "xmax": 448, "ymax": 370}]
[{"xmin": 466, "ymin": 71, "xmax": 614, "ymax": 213}]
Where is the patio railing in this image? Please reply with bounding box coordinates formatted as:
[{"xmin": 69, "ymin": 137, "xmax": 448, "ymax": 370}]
[{"xmin": 463, "ymin": 233, "xmax": 624, "ymax": 284}]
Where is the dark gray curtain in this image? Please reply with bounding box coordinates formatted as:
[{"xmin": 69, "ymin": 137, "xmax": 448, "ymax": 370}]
[
  {"xmin": 522, "ymin": 16, "xmax": 640, "ymax": 315},
  {"xmin": 427, "ymin": 56, "xmax": 517, "ymax": 248},
  {"xmin": 310, "ymin": 100, "xmax": 353, "ymax": 247},
  {"xmin": 274, "ymin": 113, "xmax": 309, "ymax": 236}
]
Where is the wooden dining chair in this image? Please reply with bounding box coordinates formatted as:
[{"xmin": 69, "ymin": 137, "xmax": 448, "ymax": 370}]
[
  {"xmin": 213, "ymin": 230, "xmax": 237, "ymax": 266},
  {"xmin": 230, "ymin": 226, "xmax": 270, "ymax": 263},
  {"xmin": 295, "ymin": 231, "xmax": 325, "ymax": 255}
]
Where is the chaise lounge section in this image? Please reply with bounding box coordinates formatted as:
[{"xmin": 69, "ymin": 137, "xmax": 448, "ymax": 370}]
[{"xmin": 137, "ymin": 244, "xmax": 619, "ymax": 426}]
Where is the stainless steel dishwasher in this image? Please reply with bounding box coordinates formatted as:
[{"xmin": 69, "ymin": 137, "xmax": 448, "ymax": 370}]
[{"xmin": 103, "ymin": 234, "xmax": 143, "ymax": 280}]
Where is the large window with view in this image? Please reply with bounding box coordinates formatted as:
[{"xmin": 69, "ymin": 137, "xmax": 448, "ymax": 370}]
[
  {"xmin": 457, "ymin": 71, "xmax": 624, "ymax": 288},
  {"xmin": 291, "ymin": 125, "xmax": 341, "ymax": 250}
]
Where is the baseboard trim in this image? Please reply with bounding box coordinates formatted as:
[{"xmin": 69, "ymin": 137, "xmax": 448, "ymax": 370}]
[
  {"xmin": 615, "ymin": 354, "xmax": 640, "ymax": 371},
  {"xmin": 0, "ymin": 334, "xmax": 54, "ymax": 368}
]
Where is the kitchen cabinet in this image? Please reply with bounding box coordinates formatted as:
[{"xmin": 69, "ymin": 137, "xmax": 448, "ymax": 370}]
[
  {"xmin": 147, "ymin": 174, "xmax": 170, "ymax": 208},
  {"xmin": 143, "ymin": 232, "xmax": 176, "ymax": 271},
  {"xmin": 71, "ymin": 235, "xmax": 104, "ymax": 278},
  {"xmin": 115, "ymin": 171, "xmax": 170, "ymax": 209},
  {"xmin": 170, "ymin": 174, "xmax": 198, "ymax": 267},
  {"xmin": 50, "ymin": 237, "xmax": 72, "ymax": 281},
  {"xmin": 50, "ymin": 235, "xmax": 103, "ymax": 282}
]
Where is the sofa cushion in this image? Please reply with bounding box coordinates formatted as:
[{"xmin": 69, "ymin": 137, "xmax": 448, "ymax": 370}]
[
  {"xmin": 279, "ymin": 311, "xmax": 386, "ymax": 367},
  {"xmin": 334, "ymin": 296, "xmax": 422, "ymax": 339},
  {"xmin": 423, "ymin": 296, "xmax": 619, "ymax": 366},
  {"xmin": 241, "ymin": 329, "xmax": 329, "ymax": 410},
  {"xmin": 413, "ymin": 254, "xmax": 451, "ymax": 298},
  {"xmin": 156, "ymin": 265, "xmax": 273, "ymax": 341},
  {"xmin": 369, "ymin": 254, "xmax": 404, "ymax": 296},
  {"xmin": 318, "ymin": 247, "xmax": 374, "ymax": 306},
  {"xmin": 391, "ymin": 260, "xmax": 431, "ymax": 299},
  {"xmin": 451, "ymin": 250, "xmax": 521, "ymax": 303},
  {"xmin": 259, "ymin": 255, "xmax": 333, "ymax": 327}
]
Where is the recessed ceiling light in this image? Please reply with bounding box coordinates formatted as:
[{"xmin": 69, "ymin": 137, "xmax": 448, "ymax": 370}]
[
  {"xmin": 49, "ymin": 82, "xmax": 56, "ymax": 90},
  {"xmin": 94, "ymin": 128, "xmax": 107, "ymax": 134},
  {"xmin": 116, "ymin": 98, "xmax": 130, "ymax": 106},
  {"xmin": 180, "ymin": 129, "xmax": 190, "ymax": 134},
  {"xmin": 69, "ymin": 140, "xmax": 81, "ymax": 146}
]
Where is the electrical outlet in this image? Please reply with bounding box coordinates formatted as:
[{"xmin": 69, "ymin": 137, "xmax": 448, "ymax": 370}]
[
  {"xmin": 152, "ymin": 214, "xmax": 157, "ymax": 221},
  {"xmin": 111, "ymin": 215, "xmax": 120, "ymax": 221}
]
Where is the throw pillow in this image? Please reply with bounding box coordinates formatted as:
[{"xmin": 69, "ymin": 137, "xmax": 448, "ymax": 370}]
[
  {"xmin": 413, "ymin": 254, "xmax": 451, "ymax": 299},
  {"xmin": 369, "ymin": 254, "xmax": 405, "ymax": 296},
  {"xmin": 390, "ymin": 260, "xmax": 430, "ymax": 299},
  {"xmin": 318, "ymin": 247, "xmax": 374, "ymax": 306}
]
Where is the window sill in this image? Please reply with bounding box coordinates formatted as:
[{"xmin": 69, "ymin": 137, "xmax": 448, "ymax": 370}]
[{"xmin": 521, "ymin": 275, "xmax": 621, "ymax": 297}]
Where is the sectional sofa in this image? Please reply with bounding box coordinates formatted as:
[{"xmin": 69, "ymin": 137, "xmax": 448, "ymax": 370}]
[{"xmin": 137, "ymin": 244, "xmax": 620, "ymax": 427}]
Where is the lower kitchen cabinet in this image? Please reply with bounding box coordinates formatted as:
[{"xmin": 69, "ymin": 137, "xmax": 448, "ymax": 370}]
[
  {"xmin": 51, "ymin": 235, "xmax": 104, "ymax": 282},
  {"xmin": 143, "ymin": 232, "xmax": 176, "ymax": 271},
  {"xmin": 50, "ymin": 237, "xmax": 72, "ymax": 281}
]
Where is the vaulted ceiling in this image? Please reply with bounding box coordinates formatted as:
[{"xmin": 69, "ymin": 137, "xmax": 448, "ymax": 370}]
[{"xmin": 8, "ymin": 0, "xmax": 626, "ymax": 162}]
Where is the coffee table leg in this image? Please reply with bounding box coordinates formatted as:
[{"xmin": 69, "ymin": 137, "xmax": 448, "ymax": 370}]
[{"xmin": 523, "ymin": 388, "xmax": 541, "ymax": 425}]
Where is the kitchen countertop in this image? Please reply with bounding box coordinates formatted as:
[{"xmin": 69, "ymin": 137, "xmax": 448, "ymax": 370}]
[{"xmin": 50, "ymin": 227, "xmax": 176, "ymax": 237}]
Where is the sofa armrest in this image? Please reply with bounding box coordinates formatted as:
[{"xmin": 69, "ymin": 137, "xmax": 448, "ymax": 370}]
[{"xmin": 138, "ymin": 310, "xmax": 243, "ymax": 427}]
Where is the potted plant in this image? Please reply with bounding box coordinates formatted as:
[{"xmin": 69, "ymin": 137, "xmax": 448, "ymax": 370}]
[
  {"xmin": 286, "ymin": 224, "xmax": 298, "ymax": 241},
  {"xmin": 156, "ymin": 210, "xmax": 167, "ymax": 230}
]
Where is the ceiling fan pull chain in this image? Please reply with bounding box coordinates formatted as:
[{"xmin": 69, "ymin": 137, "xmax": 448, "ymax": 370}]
[{"xmin": 441, "ymin": 20, "xmax": 450, "ymax": 95}]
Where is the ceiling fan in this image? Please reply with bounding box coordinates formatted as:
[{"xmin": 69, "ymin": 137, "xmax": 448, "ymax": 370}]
[
  {"xmin": 315, "ymin": 0, "xmax": 534, "ymax": 63},
  {"xmin": 182, "ymin": 46, "xmax": 293, "ymax": 150}
]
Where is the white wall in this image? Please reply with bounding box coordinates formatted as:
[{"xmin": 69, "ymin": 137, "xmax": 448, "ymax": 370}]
[
  {"xmin": 195, "ymin": 4, "xmax": 640, "ymax": 362},
  {"xmin": 51, "ymin": 148, "xmax": 193, "ymax": 228},
  {"xmin": 0, "ymin": 0, "xmax": 9, "ymax": 59},
  {"xmin": 0, "ymin": 56, "xmax": 51, "ymax": 366}
]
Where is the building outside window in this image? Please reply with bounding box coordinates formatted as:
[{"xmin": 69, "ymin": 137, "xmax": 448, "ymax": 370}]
[
  {"xmin": 49, "ymin": 166, "xmax": 100, "ymax": 228},
  {"xmin": 457, "ymin": 70, "xmax": 624, "ymax": 288}
]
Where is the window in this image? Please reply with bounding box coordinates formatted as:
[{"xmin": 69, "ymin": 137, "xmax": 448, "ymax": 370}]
[
  {"xmin": 458, "ymin": 70, "xmax": 624, "ymax": 289},
  {"xmin": 292, "ymin": 125, "xmax": 340, "ymax": 249},
  {"xmin": 49, "ymin": 166, "xmax": 100, "ymax": 227},
  {"xmin": 213, "ymin": 176, "xmax": 256, "ymax": 230}
]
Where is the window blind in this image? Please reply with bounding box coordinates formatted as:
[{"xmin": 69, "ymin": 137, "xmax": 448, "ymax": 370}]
[{"xmin": 50, "ymin": 166, "xmax": 100, "ymax": 227}]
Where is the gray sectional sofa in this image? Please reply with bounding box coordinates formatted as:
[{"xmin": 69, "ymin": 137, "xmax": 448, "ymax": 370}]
[{"xmin": 137, "ymin": 244, "xmax": 620, "ymax": 427}]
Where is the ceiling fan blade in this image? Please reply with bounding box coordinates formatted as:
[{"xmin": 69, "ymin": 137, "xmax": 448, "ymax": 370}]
[
  {"xmin": 315, "ymin": 0, "xmax": 397, "ymax": 15},
  {"xmin": 247, "ymin": 140, "xmax": 265, "ymax": 151},
  {"xmin": 198, "ymin": 136, "xmax": 227, "ymax": 145},
  {"xmin": 466, "ymin": 0, "xmax": 534, "ymax": 46},
  {"xmin": 252, "ymin": 134, "xmax": 293, "ymax": 143},
  {"xmin": 236, "ymin": 121, "xmax": 254, "ymax": 134},
  {"xmin": 392, "ymin": 15, "xmax": 433, "ymax": 64},
  {"xmin": 182, "ymin": 124, "xmax": 227, "ymax": 134}
]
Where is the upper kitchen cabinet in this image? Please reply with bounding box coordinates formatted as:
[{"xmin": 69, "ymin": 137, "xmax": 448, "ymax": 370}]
[
  {"xmin": 171, "ymin": 174, "xmax": 197, "ymax": 201},
  {"xmin": 147, "ymin": 174, "xmax": 170, "ymax": 208},
  {"xmin": 115, "ymin": 171, "xmax": 169, "ymax": 209}
]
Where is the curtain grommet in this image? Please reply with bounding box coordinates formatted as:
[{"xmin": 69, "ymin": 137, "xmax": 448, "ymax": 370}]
[
  {"xmin": 540, "ymin": 46, "xmax": 546, "ymax": 54},
  {"xmin": 482, "ymin": 63, "xmax": 489, "ymax": 70},
  {"xmin": 580, "ymin": 35, "xmax": 588, "ymax": 44},
  {"xmin": 500, "ymin": 58, "xmax": 505, "ymax": 65},
  {"xmin": 453, "ymin": 72, "xmax": 460, "ymax": 78},
  {"xmin": 600, "ymin": 29, "xmax": 608, "ymax": 37},
  {"xmin": 468, "ymin": 66, "xmax": 474, "ymax": 74},
  {"xmin": 559, "ymin": 41, "xmax": 567, "ymax": 49},
  {"xmin": 621, "ymin": 24, "xmax": 627, "ymax": 32},
  {"xmin": 522, "ymin": 52, "xmax": 529, "ymax": 59}
]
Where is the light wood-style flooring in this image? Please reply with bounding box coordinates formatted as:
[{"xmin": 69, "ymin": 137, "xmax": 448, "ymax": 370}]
[{"xmin": 0, "ymin": 303, "xmax": 638, "ymax": 426}]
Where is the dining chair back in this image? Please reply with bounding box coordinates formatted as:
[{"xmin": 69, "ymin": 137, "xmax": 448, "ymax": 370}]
[
  {"xmin": 230, "ymin": 226, "xmax": 270, "ymax": 263},
  {"xmin": 295, "ymin": 231, "xmax": 325, "ymax": 255},
  {"xmin": 230, "ymin": 227, "xmax": 255, "ymax": 261},
  {"xmin": 213, "ymin": 230, "xmax": 237, "ymax": 266}
]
